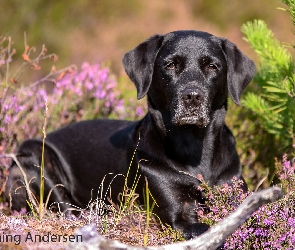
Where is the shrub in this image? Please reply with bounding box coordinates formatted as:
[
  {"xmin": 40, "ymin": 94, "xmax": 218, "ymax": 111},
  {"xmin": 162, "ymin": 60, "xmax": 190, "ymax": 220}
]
[
  {"xmin": 0, "ymin": 36, "xmax": 146, "ymax": 196},
  {"xmin": 226, "ymin": 0, "xmax": 295, "ymax": 188},
  {"xmin": 241, "ymin": 19, "xmax": 295, "ymax": 152},
  {"xmin": 197, "ymin": 152, "xmax": 295, "ymax": 249}
]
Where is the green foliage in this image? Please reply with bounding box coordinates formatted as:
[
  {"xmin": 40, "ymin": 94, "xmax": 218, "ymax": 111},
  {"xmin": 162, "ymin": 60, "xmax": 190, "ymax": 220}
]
[
  {"xmin": 241, "ymin": 19, "xmax": 295, "ymax": 151},
  {"xmin": 282, "ymin": 0, "xmax": 295, "ymax": 27}
]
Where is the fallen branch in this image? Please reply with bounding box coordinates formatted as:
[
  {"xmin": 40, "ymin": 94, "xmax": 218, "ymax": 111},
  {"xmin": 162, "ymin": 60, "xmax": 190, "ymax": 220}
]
[{"xmin": 68, "ymin": 186, "xmax": 283, "ymax": 250}]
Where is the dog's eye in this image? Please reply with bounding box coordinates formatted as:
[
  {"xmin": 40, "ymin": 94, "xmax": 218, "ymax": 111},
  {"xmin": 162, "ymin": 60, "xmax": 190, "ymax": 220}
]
[
  {"xmin": 207, "ymin": 64, "xmax": 217, "ymax": 70},
  {"xmin": 165, "ymin": 62, "xmax": 176, "ymax": 70}
]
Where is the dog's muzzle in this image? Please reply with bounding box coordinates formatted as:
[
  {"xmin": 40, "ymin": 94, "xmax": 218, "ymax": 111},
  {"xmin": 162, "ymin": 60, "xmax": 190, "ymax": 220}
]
[{"xmin": 172, "ymin": 88, "xmax": 210, "ymax": 127}]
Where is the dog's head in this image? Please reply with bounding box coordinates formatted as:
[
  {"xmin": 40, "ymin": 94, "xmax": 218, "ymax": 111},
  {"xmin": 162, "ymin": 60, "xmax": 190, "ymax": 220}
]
[{"xmin": 123, "ymin": 30, "xmax": 255, "ymax": 127}]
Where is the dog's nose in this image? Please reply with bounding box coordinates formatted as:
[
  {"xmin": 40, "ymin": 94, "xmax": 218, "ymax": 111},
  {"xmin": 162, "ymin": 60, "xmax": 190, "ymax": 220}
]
[{"xmin": 182, "ymin": 89, "xmax": 204, "ymax": 106}]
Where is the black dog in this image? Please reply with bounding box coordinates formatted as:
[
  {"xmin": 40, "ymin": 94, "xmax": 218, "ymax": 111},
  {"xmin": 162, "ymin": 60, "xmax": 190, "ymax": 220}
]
[{"xmin": 5, "ymin": 30, "xmax": 255, "ymax": 239}]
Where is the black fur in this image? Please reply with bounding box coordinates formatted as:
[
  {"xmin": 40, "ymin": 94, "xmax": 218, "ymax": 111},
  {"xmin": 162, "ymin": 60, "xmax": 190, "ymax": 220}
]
[{"xmin": 5, "ymin": 30, "xmax": 255, "ymax": 239}]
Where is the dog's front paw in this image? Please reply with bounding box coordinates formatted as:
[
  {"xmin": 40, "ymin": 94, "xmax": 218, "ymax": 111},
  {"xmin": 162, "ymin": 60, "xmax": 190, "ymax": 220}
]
[{"xmin": 182, "ymin": 222, "xmax": 210, "ymax": 240}]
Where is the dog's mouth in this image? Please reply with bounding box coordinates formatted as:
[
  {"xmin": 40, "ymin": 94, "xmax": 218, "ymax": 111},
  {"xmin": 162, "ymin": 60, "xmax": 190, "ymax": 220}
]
[
  {"xmin": 175, "ymin": 115, "xmax": 210, "ymax": 127},
  {"xmin": 173, "ymin": 112, "xmax": 210, "ymax": 127}
]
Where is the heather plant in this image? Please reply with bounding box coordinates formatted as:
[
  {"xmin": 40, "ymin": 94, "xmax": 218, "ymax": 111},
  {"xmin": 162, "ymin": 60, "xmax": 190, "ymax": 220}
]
[
  {"xmin": 0, "ymin": 36, "xmax": 74, "ymax": 156},
  {"xmin": 0, "ymin": 35, "xmax": 146, "ymax": 211},
  {"xmin": 0, "ymin": 36, "xmax": 73, "ymax": 218},
  {"xmin": 197, "ymin": 152, "xmax": 295, "ymax": 249},
  {"xmin": 276, "ymin": 153, "xmax": 295, "ymax": 193},
  {"xmin": 196, "ymin": 175, "xmax": 250, "ymax": 226},
  {"xmin": 0, "ymin": 36, "xmax": 144, "ymax": 162}
]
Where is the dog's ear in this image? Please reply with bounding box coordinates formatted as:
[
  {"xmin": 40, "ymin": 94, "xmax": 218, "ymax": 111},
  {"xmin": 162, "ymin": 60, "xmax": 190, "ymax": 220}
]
[
  {"xmin": 122, "ymin": 35, "xmax": 164, "ymax": 100},
  {"xmin": 221, "ymin": 39, "xmax": 256, "ymax": 105}
]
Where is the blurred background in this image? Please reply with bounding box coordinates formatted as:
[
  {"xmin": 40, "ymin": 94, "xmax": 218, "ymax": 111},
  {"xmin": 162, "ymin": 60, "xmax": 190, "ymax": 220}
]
[{"xmin": 1, "ymin": 0, "xmax": 293, "ymax": 73}]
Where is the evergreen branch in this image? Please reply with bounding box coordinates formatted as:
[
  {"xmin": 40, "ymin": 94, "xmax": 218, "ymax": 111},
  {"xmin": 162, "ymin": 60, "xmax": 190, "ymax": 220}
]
[
  {"xmin": 242, "ymin": 20, "xmax": 294, "ymax": 76},
  {"xmin": 281, "ymin": 0, "xmax": 295, "ymax": 29},
  {"xmin": 241, "ymin": 18, "xmax": 295, "ymax": 149}
]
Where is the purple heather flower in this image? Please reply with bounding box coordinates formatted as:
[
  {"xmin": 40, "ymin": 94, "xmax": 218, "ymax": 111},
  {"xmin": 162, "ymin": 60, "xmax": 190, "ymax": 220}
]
[
  {"xmin": 105, "ymin": 101, "xmax": 110, "ymax": 108},
  {"xmin": 99, "ymin": 68, "xmax": 109, "ymax": 83},
  {"xmin": 95, "ymin": 90, "xmax": 106, "ymax": 99},
  {"xmin": 11, "ymin": 95, "xmax": 23, "ymax": 113},
  {"xmin": 3, "ymin": 103, "xmax": 10, "ymax": 112},
  {"xmin": 136, "ymin": 106, "xmax": 144, "ymax": 117},
  {"xmin": 263, "ymin": 218, "xmax": 274, "ymax": 226},
  {"xmin": 288, "ymin": 217, "xmax": 295, "ymax": 227},
  {"xmin": 105, "ymin": 81, "xmax": 116, "ymax": 90},
  {"xmin": 114, "ymin": 99, "xmax": 125, "ymax": 112},
  {"xmin": 85, "ymin": 80, "xmax": 94, "ymax": 90},
  {"xmin": 4, "ymin": 115, "xmax": 11, "ymax": 124},
  {"xmin": 37, "ymin": 89, "xmax": 47, "ymax": 99},
  {"xmin": 74, "ymin": 86, "xmax": 83, "ymax": 96}
]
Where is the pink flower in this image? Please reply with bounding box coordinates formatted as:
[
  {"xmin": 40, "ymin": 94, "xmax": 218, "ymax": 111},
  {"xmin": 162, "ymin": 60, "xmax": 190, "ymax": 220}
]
[{"xmin": 136, "ymin": 106, "xmax": 144, "ymax": 117}]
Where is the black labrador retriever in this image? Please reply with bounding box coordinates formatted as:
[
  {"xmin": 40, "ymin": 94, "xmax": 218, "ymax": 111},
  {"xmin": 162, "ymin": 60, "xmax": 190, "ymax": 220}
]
[{"xmin": 5, "ymin": 30, "xmax": 255, "ymax": 239}]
